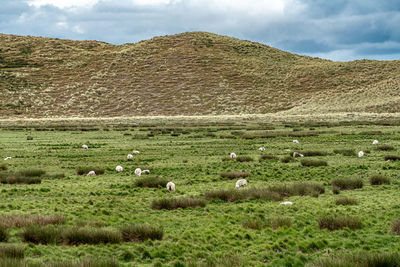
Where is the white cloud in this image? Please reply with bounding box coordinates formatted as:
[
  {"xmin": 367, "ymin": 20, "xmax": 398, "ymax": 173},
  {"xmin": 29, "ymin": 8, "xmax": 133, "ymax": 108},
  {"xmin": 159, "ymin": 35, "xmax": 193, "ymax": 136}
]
[{"xmin": 28, "ymin": 0, "xmax": 99, "ymax": 8}]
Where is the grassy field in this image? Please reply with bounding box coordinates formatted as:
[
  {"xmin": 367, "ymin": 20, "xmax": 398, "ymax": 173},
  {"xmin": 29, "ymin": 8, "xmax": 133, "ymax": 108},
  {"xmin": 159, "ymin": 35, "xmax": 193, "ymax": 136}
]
[{"xmin": 1, "ymin": 120, "xmax": 400, "ymax": 266}]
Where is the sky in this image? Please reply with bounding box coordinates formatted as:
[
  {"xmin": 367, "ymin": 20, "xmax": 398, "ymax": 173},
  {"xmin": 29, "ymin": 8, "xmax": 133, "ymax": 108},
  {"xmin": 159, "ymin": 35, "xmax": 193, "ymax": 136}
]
[{"xmin": 1, "ymin": 0, "xmax": 400, "ymax": 61}]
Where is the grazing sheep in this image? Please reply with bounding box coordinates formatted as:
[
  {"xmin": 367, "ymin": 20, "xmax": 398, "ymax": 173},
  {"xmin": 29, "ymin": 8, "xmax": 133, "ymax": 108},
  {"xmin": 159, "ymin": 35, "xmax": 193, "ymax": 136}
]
[
  {"xmin": 87, "ymin": 171, "xmax": 96, "ymax": 176},
  {"xmin": 3, "ymin": 157, "xmax": 11, "ymax": 161},
  {"xmin": 358, "ymin": 151, "xmax": 364, "ymax": 158},
  {"xmin": 235, "ymin": 179, "xmax": 247, "ymax": 188},
  {"xmin": 142, "ymin": 169, "xmax": 150, "ymax": 174},
  {"xmin": 230, "ymin": 152, "xmax": 237, "ymax": 159},
  {"xmin": 116, "ymin": 165, "xmax": 123, "ymax": 172},
  {"xmin": 127, "ymin": 154, "xmax": 134, "ymax": 159},
  {"xmin": 135, "ymin": 168, "xmax": 142, "ymax": 176},
  {"xmin": 280, "ymin": 201, "xmax": 293, "ymax": 206},
  {"xmin": 372, "ymin": 140, "xmax": 379, "ymax": 145},
  {"xmin": 293, "ymin": 140, "xmax": 299, "ymax": 144},
  {"xmin": 82, "ymin": 144, "xmax": 88, "ymax": 149},
  {"xmin": 292, "ymin": 152, "xmax": 304, "ymax": 158},
  {"xmin": 166, "ymin": 182, "xmax": 175, "ymax": 191},
  {"xmin": 258, "ymin": 147, "xmax": 265, "ymax": 151},
  {"xmin": 132, "ymin": 150, "xmax": 140, "ymax": 154}
]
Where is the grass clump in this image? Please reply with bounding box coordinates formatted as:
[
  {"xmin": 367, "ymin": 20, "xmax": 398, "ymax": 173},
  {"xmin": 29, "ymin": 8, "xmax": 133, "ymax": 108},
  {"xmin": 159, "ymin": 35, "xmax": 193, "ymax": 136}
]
[
  {"xmin": 318, "ymin": 215, "xmax": 362, "ymax": 230},
  {"xmin": 242, "ymin": 218, "xmax": 264, "ymax": 230},
  {"xmin": 0, "ymin": 226, "xmax": 8, "ymax": 242},
  {"xmin": 300, "ymin": 151, "xmax": 328, "ymax": 157},
  {"xmin": 269, "ymin": 217, "xmax": 292, "ymax": 229},
  {"xmin": 16, "ymin": 169, "xmax": 46, "ymax": 177},
  {"xmin": 0, "ymin": 164, "xmax": 7, "ymax": 171},
  {"xmin": 76, "ymin": 167, "xmax": 105, "ymax": 175},
  {"xmin": 235, "ymin": 156, "xmax": 253, "ymax": 162},
  {"xmin": 391, "ymin": 219, "xmax": 400, "ymax": 235},
  {"xmin": 375, "ymin": 145, "xmax": 396, "ymax": 151},
  {"xmin": 335, "ymin": 197, "xmax": 358, "ymax": 205},
  {"xmin": 220, "ymin": 172, "xmax": 250, "ymax": 180},
  {"xmin": 259, "ymin": 154, "xmax": 278, "ymax": 161},
  {"xmin": 384, "ymin": 155, "xmax": 400, "ymax": 161},
  {"xmin": 120, "ymin": 224, "xmax": 163, "ymax": 242},
  {"xmin": 0, "ymin": 245, "xmax": 24, "ymax": 259},
  {"xmin": 63, "ymin": 227, "xmax": 122, "ymax": 245},
  {"xmin": 0, "ymin": 174, "xmax": 41, "ymax": 184},
  {"xmin": 0, "ymin": 214, "xmax": 65, "ymax": 228},
  {"xmin": 268, "ymin": 182, "xmax": 325, "ymax": 197},
  {"xmin": 151, "ymin": 197, "xmax": 206, "ymax": 210},
  {"xmin": 369, "ymin": 174, "xmax": 390, "ymax": 185},
  {"xmin": 280, "ymin": 156, "xmax": 293, "ymax": 163},
  {"xmin": 333, "ymin": 149, "xmax": 357, "ymax": 156},
  {"xmin": 22, "ymin": 225, "xmax": 63, "ymax": 244},
  {"xmin": 300, "ymin": 159, "xmax": 328, "ymax": 167},
  {"xmin": 134, "ymin": 176, "xmax": 168, "ymax": 188},
  {"xmin": 311, "ymin": 251, "xmax": 400, "ymax": 267},
  {"xmin": 205, "ymin": 188, "xmax": 282, "ymax": 202},
  {"xmin": 331, "ymin": 178, "xmax": 363, "ymax": 190}
]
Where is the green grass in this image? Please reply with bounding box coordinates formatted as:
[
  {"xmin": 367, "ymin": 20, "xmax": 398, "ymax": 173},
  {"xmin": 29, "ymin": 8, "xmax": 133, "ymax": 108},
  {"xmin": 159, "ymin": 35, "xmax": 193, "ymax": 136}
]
[
  {"xmin": 310, "ymin": 251, "xmax": 400, "ymax": 267},
  {"xmin": 0, "ymin": 122, "xmax": 400, "ymax": 265}
]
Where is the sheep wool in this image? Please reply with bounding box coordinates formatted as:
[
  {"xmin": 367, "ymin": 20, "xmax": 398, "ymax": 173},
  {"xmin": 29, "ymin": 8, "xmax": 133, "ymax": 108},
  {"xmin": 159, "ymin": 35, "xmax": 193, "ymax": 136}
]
[
  {"xmin": 116, "ymin": 165, "xmax": 123, "ymax": 172},
  {"xmin": 166, "ymin": 182, "xmax": 175, "ymax": 191},
  {"xmin": 235, "ymin": 179, "xmax": 247, "ymax": 188}
]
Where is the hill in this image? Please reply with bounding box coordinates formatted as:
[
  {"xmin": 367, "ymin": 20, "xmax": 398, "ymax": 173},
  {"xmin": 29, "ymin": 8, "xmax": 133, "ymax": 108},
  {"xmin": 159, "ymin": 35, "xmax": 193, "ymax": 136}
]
[{"xmin": 0, "ymin": 32, "xmax": 399, "ymax": 118}]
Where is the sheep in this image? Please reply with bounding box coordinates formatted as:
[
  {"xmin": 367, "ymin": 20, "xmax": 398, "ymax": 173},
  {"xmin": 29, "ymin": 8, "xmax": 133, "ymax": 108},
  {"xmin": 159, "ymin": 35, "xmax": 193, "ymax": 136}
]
[
  {"xmin": 279, "ymin": 201, "xmax": 293, "ymax": 206},
  {"xmin": 293, "ymin": 140, "xmax": 299, "ymax": 144},
  {"xmin": 230, "ymin": 152, "xmax": 237, "ymax": 159},
  {"xmin": 132, "ymin": 150, "xmax": 140, "ymax": 154},
  {"xmin": 292, "ymin": 152, "xmax": 304, "ymax": 158},
  {"xmin": 116, "ymin": 165, "xmax": 123, "ymax": 172},
  {"xmin": 372, "ymin": 140, "xmax": 379, "ymax": 145},
  {"xmin": 358, "ymin": 151, "xmax": 364, "ymax": 158},
  {"xmin": 3, "ymin": 157, "xmax": 11, "ymax": 161},
  {"xmin": 142, "ymin": 169, "xmax": 150, "ymax": 174},
  {"xmin": 127, "ymin": 154, "xmax": 134, "ymax": 159},
  {"xmin": 235, "ymin": 179, "xmax": 247, "ymax": 188},
  {"xmin": 87, "ymin": 170, "xmax": 96, "ymax": 176},
  {"xmin": 135, "ymin": 168, "xmax": 142, "ymax": 176},
  {"xmin": 166, "ymin": 182, "xmax": 175, "ymax": 191},
  {"xmin": 82, "ymin": 144, "xmax": 88, "ymax": 149},
  {"xmin": 258, "ymin": 147, "xmax": 265, "ymax": 151}
]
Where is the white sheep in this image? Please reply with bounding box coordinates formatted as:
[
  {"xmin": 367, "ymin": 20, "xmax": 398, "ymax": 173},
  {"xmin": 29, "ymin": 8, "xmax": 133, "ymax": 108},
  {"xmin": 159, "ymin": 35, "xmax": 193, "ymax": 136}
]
[
  {"xmin": 293, "ymin": 140, "xmax": 299, "ymax": 144},
  {"xmin": 292, "ymin": 152, "xmax": 304, "ymax": 157},
  {"xmin": 372, "ymin": 140, "xmax": 379, "ymax": 145},
  {"xmin": 132, "ymin": 150, "xmax": 140, "ymax": 154},
  {"xmin": 166, "ymin": 182, "xmax": 175, "ymax": 191},
  {"xmin": 280, "ymin": 201, "xmax": 293, "ymax": 206},
  {"xmin": 135, "ymin": 168, "xmax": 142, "ymax": 176},
  {"xmin": 235, "ymin": 179, "xmax": 247, "ymax": 188},
  {"xmin": 142, "ymin": 169, "xmax": 150, "ymax": 174},
  {"xmin": 116, "ymin": 165, "xmax": 123, "ymax": 172},
  {"xmin": 230, "ymin": 152, "xmax": 237, "ymax": 159},
  {"xmin": 82, "ymin": 144, "xmax": 88, "ymax": 149},
  {"xmin": 358, "ymin": 151, "xmax": 364, "ymax": 158},
  {"xmin": 87, "ymin": 170, "xmax": 96, "ymax": 176},
  {"xmin": 258, "ymin": 147, "xmax": 265, "ymax": 151},
  {"xmin": 127, "ymin": 154, "xmax": 134, "ymax": 159},
  {"xmin": 3, "ymin": 157, "xmax": 11, "ymax": 161}
]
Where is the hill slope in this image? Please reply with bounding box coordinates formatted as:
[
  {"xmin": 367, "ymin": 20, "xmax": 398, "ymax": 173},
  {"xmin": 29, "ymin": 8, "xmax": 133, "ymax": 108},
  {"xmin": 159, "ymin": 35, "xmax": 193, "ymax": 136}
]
[{"xmin": 1, "ymin": 32, "xmax": 400, "ymax": 118}]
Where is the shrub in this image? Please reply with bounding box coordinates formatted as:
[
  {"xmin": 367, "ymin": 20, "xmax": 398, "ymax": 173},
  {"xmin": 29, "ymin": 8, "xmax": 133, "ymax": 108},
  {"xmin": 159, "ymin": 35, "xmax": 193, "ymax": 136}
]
[
  {"xmin": 134, "ymin": 176, "xmax": 168, "ymax": 188},
  {"xmin": 0, "ymin": 214, "xmax": 65, "ymax": 228},
  {"xmin": 269, "ymin": 217, "xmax": 292, "ymax": 229},
  {"xmin": 369, "ymin": 174, "xmax": 390, "ymax": 185},
  {"xmin": 335, "ymin": 197, "xmax": 357, "ymax": 205},
  {"xmin": 333, "ymin": 149, "xmax": 357, "ymax": 156},
  {"xmin": 16, "ymin": 169, "xmax": 46, "ymax": 177},
  {"xmin": 63, "ymin": 227, "xmax": 122, "ymax": 245},
  {"xmin": 300, "ymin": 151, "xmax": 328, "ymax": 157},
  {"xmin": 220, "ymin": 172, "xmax": 250, "ymax": 180},
  {"xmin": 76, "ymin": 167, "xmax": 105, "ymax": 175},
  {"xmin": 376, "ymin": 145, "xmax": 395, "ymax": 151},
  {"xmin": 120, "ymin": 224, "xmax": 163, "ymax": 242},
  {"xmin": 235, "ymin": 156, "xmax": 253, "ymax": 162},
  {"xmin": 0, "ymin": 226, "xmax": 8, "ymax": 242},
  {"xmin": 22, "ymin": 225, "xmax": 63, "ymax": 244},
  {"xmin": 311, "ymin": 251, "xmax": 400, "ymax": 267},
  {"xmin": 391, "ymin": 219, "xmax": 400, "ymax": 235},
  {"xmin": 259, "ymin": 155, "xmax": 278, "ymax": 161},
  {"xmin": 280, "ymin": 156, "xmax": 293, "ymax": 163},
  {"xmin": 0, "ymin": 164, "xmax": 7, "ymax": 171},
  {"xmin": 300, "ymin": 159, "xmax": 328, "ymax": 167},
  {"xmin": 332, "ymin": 178, "xmax": 363, "ymax": 190},
  {"xmin": 151, "ymin": 197, "xmax": 206, "ymax": 210},
  {"xmin": 0, "ymin": 245, "xmax": 24, "ymax": 259},
  {"xmin": 384, "ymin": 155, "xmax": 400, "ymax": 161},
  {"xmin": 318, "ymin": 215, "xmax": 362, "ymax": 230}
]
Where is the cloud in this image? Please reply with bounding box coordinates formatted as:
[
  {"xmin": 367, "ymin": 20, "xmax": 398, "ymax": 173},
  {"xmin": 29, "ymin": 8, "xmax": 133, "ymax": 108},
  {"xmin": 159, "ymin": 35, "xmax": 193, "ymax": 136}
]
[{"xmin": 1, "ymin": 0, "xmax": 400, "ymax": 61}]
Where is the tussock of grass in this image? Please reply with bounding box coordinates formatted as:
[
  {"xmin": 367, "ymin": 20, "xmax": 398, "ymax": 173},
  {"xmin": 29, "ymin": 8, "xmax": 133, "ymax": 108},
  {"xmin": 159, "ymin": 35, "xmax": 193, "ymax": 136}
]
[
  {"xmin": 331, "ymin": 178, "xmax": 363, "ymax": 190},
  {"xmin": 269, "ymin": 217, "xmax": 292, "ymax": 229},
  {"xmin": 259, "ymin": 154, "xmax": 278, "ymax": 161},
  {"xmin": 134, "ymin": 176, "xmax": 168, "ymax": 188},
  {"xmin": 268, "ymin": 182, "xmax": 325, "ymax": 197},
  {"xmin": 235, "ymin": 156, "xmax": 253, "ymax": 162},
  {"xmin": 220, "ymin": 172, "xmax": 250, "ymax": 180},
  {"xmin": 0, "ymin": 174, "xmax": 41, "ymax": 184},
  {"xmin": 318, "ymin": 215, "xmax": 362, "ymax": 230},
  {"xmin": 0, "ymin": 164, "xmax": 7, "ymax": 171},
  {"xmin": 333, "ymin": 149, "xmax": 356, "ymax": 156},
  {"xmin": 76, "ymin": 167, "xmax": 105, "ymax": 175},
  {"xmin": 369, "ymin": 174, "xmax": 390, "ymax": 185},
  {"xmin": 359, "ymin": 130, "xmax": 382, "ymax": 135},
  {"xmin": 0, "ymin": 226, "xmax": 8, "ymax": 242},
  {"xmin": 300, "ymin": 159, "xmax": 328, "ymax": 167},
  {"xmin": 0, "ymin": 245, "xmax": 24, "ymax": 259},
  {"xmin": 151, "ymin": 197, "xmax": 206, "ymax": 210},
  {"xmin": 335, "ymin": 197, "xmax": 357, "ymax": 205},
  {"xmin": 22, "ymin": 225, "xmax": 63, "ymax": 244},
  {"xmin": 391, "ymin": 219, "xmax": 400, "ymax": 235},
  {"xmin": 47, "ymin": 258, "xmax": 120, "ymax": 267},
  {"xmin": 16, "ymin": 169, "xmax": 46, "ymax": 177},
  {"xmin": 310, "ymin": 251, "xmax": 400, "ymax": 267},
  {"xmin": 242, "ymin": 216, "xmax": 292, "ymax": 230},
  {"xmin": 384, "ymin": 155, "xmax": 400, "ymax": 161},
  {"xmin": 0, "ymin": 214, "xmax": 65, "ymax": 228},
  {"xmin": 375, "ymin": 145, "xmax": 395, "ymax": 151},
  {"xmin": 242, "ymin": 218, "xmax": 264, "ymax": 230},
  {"xmin": 205, "ymin": 188, "xmax": 282, "ymax": 202},
  {"xmin": 120, "ymin": 224, "xmax": 163, "ymax": 242},
  {"xmin": 280, "ymin": 156, "xmax": 294, "ymax": 163},
  {"xmin": 63, "ymin": 227, "xmax": 122, "ymax": 245},
  {"xmin": 300, "ymin": 151, "xmax": 328, "ymax": 157}
]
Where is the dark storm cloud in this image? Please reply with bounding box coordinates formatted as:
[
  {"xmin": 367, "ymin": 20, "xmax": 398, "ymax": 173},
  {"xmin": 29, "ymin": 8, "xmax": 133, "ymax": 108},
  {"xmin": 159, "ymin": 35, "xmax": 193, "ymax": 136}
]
[{"xmin": 1, "ymin": 0, "xmax": 400, "ymax": 61}]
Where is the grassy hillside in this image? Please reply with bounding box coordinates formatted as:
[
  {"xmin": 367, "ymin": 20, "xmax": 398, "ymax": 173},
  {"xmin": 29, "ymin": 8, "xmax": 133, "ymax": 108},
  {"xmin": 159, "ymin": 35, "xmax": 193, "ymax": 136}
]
[{"xmin": 1, "ymin": 32, "xmax": 400, "ymax": 118}]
